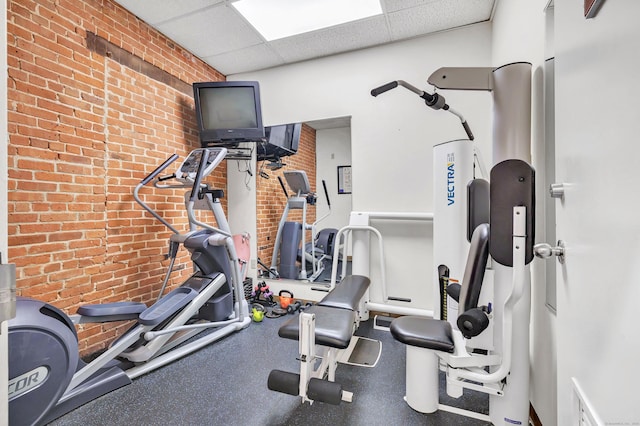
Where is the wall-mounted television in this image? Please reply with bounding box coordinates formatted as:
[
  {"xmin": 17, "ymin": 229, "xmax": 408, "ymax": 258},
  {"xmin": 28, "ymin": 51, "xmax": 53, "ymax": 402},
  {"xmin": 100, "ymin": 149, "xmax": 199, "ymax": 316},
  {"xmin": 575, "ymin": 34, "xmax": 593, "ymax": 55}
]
[
  {"xmin": 193, "ymin": 81, "xmax": 265, "ymax": 146},
  {"xmin": 257, "ymin": 123, "xmax": 302, "ymax": 161}
]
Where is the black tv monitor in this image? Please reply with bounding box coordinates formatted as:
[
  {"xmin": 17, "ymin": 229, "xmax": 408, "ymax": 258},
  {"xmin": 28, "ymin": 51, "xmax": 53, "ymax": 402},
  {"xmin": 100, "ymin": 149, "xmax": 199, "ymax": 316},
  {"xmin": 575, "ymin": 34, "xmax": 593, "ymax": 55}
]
[
  {"xmin": 193, "ymin": 81, "xmax": 265, "ymax": 146},
  {"xmin": 257, "ymin": 123, "xmax": 302, "ymax": 161}
]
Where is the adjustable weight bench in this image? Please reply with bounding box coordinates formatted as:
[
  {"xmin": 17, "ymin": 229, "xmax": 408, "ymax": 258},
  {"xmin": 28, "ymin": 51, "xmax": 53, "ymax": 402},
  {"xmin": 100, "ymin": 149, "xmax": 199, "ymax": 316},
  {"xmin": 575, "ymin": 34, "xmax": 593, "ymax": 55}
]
[{"xmin": 268, "ymin": 275, "xmax": 381, "ymax": 405}]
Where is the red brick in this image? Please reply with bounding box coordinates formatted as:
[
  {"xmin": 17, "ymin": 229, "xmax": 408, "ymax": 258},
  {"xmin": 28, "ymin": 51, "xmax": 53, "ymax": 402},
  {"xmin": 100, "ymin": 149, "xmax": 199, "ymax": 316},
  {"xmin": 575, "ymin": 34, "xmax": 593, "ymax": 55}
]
[{"xmin": 8, "ymin": 0, "xmax": 227, "ymax": 352}]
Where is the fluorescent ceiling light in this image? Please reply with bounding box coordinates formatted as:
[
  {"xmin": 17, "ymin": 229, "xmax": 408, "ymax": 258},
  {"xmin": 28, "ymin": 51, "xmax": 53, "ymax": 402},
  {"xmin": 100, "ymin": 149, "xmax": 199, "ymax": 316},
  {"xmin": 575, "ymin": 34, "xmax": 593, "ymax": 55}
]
[{"xmin": 233, "ymin": 0, "xmax": 383, "ymax": 41}]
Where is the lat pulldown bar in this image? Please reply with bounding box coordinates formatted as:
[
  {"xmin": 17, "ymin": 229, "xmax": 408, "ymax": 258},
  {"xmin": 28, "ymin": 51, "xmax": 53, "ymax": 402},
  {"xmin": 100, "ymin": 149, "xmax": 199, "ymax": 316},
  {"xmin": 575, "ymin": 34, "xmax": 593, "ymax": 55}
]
[{"xmin": 371, "ymin": 80, "xmax": 474, "ymax": 141}]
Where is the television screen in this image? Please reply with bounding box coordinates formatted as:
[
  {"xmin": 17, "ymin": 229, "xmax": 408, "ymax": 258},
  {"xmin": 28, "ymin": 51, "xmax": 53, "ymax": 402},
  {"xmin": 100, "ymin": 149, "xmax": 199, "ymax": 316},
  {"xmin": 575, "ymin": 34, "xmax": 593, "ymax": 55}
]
[
  {"xmin": 193, "ymin": 81, "xmax": 265, "ymax": 146},
  {"xmin": 257, "ymin": 123, "xmax": 302, "ymax": 161}
]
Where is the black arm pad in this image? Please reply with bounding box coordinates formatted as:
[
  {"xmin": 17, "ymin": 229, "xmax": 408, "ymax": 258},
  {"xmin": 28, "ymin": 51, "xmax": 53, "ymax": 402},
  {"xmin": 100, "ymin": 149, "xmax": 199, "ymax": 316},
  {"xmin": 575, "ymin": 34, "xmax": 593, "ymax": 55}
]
[{"xmin": 457, "ymin": 308, "xmax": 490, "ymax": 339}]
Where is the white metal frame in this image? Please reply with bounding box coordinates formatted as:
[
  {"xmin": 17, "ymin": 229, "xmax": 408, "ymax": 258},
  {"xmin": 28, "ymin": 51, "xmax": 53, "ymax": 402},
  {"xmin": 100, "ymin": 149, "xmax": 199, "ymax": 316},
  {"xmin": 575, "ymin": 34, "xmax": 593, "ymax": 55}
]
[
  {"xmin": 297, "ymin": 312, "xmax": 354, "ymax": 404},
  {"xmin": 329, "ymin": 211, "xmax": 435, "ymax": 319}
]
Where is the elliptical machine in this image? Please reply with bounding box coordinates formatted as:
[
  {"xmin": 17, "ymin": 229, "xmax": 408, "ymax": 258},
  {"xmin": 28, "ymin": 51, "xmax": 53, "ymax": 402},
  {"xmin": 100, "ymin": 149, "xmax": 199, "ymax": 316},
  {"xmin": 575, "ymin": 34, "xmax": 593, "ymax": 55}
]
[
  {"xmin": 269, "ymin": 170, "xmax": 339, "ymax": 281},
  {"xmin": 8, "ymin": 147, "xmax": 251, "ymax": 426}
]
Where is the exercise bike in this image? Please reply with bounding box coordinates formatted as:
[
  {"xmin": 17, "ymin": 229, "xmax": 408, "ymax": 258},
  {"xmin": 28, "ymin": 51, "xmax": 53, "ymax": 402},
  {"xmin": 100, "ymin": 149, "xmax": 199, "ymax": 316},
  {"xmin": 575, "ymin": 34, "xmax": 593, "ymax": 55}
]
[{"xmin": 7, "ymin": 147, "xmax": 251, "ymax": 426}]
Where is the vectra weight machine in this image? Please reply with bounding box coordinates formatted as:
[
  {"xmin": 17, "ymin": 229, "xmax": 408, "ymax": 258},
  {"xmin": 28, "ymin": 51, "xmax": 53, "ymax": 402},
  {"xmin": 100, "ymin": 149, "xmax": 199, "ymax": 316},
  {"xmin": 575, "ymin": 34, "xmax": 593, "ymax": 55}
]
[{"xmin": 372, "ymin": 62, "xmax": 534, "ymax": 425}]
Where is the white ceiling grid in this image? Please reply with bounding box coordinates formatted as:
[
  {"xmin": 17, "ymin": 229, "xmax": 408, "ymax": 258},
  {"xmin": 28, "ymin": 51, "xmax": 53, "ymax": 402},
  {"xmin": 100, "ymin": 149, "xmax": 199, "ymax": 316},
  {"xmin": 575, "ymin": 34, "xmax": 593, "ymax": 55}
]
[{"xmin": 113, "ymin": 0, "xmax": 496, "ymax": 75}]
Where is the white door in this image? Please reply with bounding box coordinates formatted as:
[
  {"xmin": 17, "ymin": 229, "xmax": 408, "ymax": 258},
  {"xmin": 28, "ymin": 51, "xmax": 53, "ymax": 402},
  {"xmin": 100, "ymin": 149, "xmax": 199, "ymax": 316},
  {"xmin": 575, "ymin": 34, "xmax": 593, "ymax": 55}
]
[{"xmin": 554, "ymin": 2, "xmax": 640, "ymax": 424}]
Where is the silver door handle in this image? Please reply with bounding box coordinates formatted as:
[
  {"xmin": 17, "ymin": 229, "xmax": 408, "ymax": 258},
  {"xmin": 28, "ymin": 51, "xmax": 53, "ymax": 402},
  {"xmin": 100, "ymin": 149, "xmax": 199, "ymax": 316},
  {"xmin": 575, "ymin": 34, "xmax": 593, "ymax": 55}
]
[
  {"xmin": 550, "ymin": 183, "xmax": 565, "ymax": 199},
  {"xmin": 533, "ymin": 240, "xmax": 566, "ymax": 264}
]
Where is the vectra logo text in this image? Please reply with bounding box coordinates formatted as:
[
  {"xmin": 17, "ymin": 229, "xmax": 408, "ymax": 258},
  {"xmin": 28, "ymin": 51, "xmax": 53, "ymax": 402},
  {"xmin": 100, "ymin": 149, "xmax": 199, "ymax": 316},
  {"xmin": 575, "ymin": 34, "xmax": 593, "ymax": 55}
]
[{"xmin": 447, "ymin": 153, "xmax": 454, "ymax": 205}]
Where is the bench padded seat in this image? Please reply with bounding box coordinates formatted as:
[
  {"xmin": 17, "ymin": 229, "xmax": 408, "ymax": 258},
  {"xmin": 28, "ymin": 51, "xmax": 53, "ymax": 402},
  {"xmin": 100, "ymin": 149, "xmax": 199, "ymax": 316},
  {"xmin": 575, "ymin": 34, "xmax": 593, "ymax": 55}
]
[
  {"xmin": 390, "ymin": 316, "xmax": 454, "ymax": 353},
  {"xmin": 278, "ymin": 305, "xmax": 356, "ymax": 349},
  {"xmin": 319, "ymin": 275, "xmax": 370, "ymax": 311}
]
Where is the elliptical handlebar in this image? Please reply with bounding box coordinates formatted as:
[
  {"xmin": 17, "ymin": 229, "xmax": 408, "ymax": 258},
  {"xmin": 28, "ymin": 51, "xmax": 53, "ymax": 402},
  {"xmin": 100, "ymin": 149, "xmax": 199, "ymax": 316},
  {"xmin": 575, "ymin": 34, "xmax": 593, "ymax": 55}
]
[
  {"xmin": 277, "ymin": 175, "xmax": 289, "ymax": 198},
  {"xmin": 140, "ymin": 154, "xmax": 179, "ymax": 186},
  {"xmin": 371, "ymin": 79, "xmax": 475, "ymax": 141},
  {"xmin": 134, "ymin": 154, "xmax": 181, "ymax": 235},
  {"xmin": 313, "ymin": 179, "xmax": 332, "ymax": 228},
  {"xmin": 135, "ymin": 147, "xmax": 230, "ymax": 236},
  {"xmin": 189, "ymin": 149, "xmax": 210, "ymax": 203},
  {"xmin": 321, "ymin": 180, "xmax": 330, "ymax": 208}
]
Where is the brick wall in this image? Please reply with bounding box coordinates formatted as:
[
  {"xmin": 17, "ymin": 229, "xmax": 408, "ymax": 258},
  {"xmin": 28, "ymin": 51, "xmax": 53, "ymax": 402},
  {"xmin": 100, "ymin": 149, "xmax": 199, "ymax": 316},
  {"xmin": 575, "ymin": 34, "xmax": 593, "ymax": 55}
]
[
  {"xmin": 256, "ymin": 124, "xmax": 316, "ymax": 270},
  {"xmin": 7, "ymin": 0, "xmax": 226, "ymax": 354}
]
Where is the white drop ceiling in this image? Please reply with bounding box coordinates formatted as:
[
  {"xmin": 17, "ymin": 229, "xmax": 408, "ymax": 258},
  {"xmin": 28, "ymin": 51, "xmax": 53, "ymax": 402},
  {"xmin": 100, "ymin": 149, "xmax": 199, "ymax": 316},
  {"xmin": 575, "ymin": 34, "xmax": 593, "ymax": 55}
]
[{"xmin": 113, "ymin": 0, "xmax": 497, "ymax": 76}]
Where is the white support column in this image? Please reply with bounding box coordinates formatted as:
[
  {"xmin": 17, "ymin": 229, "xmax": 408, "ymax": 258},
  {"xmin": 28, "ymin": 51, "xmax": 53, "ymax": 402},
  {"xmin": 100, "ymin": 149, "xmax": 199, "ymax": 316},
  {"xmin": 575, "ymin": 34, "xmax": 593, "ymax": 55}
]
[
  {"xmin": 405, "ymin": 346, "xmax": 439, "ymax": 413},
  {"xmin": 298, "ymin": 312, "xmax": 316, "ymax": 402},
  {"xmin": 490, "ymin": 207, "xmax": 531, "ymax": 426}
]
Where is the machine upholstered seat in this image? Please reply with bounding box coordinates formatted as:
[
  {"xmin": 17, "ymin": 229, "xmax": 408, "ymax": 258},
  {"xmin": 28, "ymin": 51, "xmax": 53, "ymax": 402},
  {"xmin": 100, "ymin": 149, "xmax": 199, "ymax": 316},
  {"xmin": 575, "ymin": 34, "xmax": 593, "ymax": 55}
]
[
  {"xmin": 278, "ymin": 305, "xmax": 356, "ymax": 349},
  {"xmin": 319, "ymin": 275, "xmax": 370, "ymax": 311},
  {"xmin": 390, "ymin": 316, "xmax": 454, "ymax": 352},
  {"xmin": 278, "ymin": 275, "xmax": 370, "ymax": 349},
  {"xmin": 390, "ymin": 223, "xmax": 490, "ymax": 353}
]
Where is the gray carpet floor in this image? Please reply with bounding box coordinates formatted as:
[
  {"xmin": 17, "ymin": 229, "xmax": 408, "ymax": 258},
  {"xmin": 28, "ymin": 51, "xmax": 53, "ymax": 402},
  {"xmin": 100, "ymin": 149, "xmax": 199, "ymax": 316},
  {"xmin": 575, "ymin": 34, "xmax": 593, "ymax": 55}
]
[{"xmin": 49, "ymin": 312, "xmax": 490, "ymax": 426}]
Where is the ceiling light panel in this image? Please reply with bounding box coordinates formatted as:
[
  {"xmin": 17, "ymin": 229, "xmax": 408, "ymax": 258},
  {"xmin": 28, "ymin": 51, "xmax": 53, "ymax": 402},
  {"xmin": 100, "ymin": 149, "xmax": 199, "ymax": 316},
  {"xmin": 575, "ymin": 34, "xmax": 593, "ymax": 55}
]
[{"xmin": 233, "ymin": 0, "xmax": 383, "ymax": 41}]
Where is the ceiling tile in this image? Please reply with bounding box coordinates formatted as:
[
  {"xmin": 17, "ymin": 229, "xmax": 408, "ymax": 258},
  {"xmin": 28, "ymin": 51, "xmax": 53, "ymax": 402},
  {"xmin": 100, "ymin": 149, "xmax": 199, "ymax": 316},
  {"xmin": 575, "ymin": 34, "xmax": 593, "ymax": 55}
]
[
  {"xmin": 203, "ymin": 43, "xmax": 285, "ymax": 75},
  {"xmin": 387, "ymin": 0, "xmax": 493, "ymax": 40},
  {"xmin": 270, "ymin": 15, "xmax": 391, "ymax": 63},
  {"xmin": 157, "ymin": 3, "xmax": 264, "ymax": 57},
  {"xmin": 113, "ymin": 0, "xmax": 224, "ymax": 25},
  {"xmin": 114, "ymin": 0, "xmax": 496, "ymax": 75},
  {"xmin": 383, "ymin": 0, "xmax": 442, "ymax": 13}
]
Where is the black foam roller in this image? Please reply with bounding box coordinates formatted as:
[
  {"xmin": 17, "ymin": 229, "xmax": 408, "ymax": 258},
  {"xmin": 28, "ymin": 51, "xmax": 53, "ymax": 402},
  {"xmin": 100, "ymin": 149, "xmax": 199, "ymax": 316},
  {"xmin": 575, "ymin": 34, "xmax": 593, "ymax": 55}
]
[
  {"xmin": 267, "ymin": 370, "xmax": 300, "ymax": 396},
  {"xmin": 457, "ymin": 308, "xmax": 490, "ymax": 339},
  {"xmin": 307, "ymin": 378, "xmax": 343, "ymax": 405}
]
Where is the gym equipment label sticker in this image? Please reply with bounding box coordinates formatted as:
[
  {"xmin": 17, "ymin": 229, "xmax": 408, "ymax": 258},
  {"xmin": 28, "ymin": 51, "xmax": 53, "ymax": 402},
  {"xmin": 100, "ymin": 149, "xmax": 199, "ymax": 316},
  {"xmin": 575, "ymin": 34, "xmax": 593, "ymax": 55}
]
[
  {"xmin": 447, "ymin": 153, "xmax": 455, "ymax": 205},
  {"xmin": 8, "ymin": 366, "xmax": 49, "ymax": 401}
]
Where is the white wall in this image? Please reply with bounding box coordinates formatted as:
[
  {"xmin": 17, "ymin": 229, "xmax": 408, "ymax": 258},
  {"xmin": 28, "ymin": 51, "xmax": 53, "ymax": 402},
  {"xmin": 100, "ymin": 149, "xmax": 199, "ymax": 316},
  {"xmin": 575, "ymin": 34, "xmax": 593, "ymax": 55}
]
[
  {"xmin": 315, "ymin": 126, "xmax": 352, "ymax": 233},
  {"xmin": 231, "ymin": 23, "xmax": 492, "ymax": 310},
  {"xmin": 491, "ymin": 1, "xmax": 556, "ymax": 424},
  {"xmin": 231, "ymin": 23, "xmax": 492, "ymax": 214}
]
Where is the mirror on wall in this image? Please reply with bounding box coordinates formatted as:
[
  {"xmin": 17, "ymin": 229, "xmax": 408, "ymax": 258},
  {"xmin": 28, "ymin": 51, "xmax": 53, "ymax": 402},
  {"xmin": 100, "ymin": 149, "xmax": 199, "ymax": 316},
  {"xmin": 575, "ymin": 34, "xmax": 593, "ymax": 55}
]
[{"xmin": 255, "ymin": 116, "xmax": 352, "ymax": 283}]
